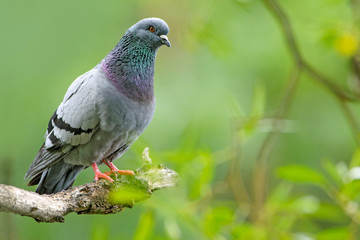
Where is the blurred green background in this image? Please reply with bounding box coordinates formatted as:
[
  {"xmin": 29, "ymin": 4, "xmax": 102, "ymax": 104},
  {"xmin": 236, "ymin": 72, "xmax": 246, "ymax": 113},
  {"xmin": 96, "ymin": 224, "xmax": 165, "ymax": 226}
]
[{"xmin": 1, "ymin": 0, "xmax": 360, "ymax": 239}]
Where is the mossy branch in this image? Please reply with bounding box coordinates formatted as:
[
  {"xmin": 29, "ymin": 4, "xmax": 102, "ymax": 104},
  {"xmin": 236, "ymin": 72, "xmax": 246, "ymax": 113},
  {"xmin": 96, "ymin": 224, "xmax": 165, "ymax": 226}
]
[{"xmin": 0, "ymin": 148, "xmax": 179, "ymax": 223}]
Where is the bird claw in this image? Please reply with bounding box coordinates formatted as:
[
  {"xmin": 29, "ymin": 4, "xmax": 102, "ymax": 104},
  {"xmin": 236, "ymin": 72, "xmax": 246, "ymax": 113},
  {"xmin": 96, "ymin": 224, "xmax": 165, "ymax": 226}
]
[
  {"xmin": 101, "ymin": 159, "xmax": 135, "ymax": 177},
  {"xmin": 93, "ymin": 172, "xmax": 114, "ymax": 183},
  {"xmin": 104, "ymin": 169, "xmax": 135, "ymax": 176},
  {"xmin": 92, "ymin": 162, "xmax": 114, "ymax": 183}
]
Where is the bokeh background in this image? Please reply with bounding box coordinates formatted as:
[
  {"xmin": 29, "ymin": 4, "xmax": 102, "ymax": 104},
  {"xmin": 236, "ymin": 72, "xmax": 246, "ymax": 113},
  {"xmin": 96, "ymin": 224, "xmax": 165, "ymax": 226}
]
[{"xmin": 1, "ymin": 0, "xmax": 360, "ymax": 239}]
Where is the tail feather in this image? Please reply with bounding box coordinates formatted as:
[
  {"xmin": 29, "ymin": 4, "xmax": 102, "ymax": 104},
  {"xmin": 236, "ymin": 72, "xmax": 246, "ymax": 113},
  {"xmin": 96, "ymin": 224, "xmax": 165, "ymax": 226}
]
[{"xmin": 35, "ymin": 160, "xmax": 84, "ymax": 194}]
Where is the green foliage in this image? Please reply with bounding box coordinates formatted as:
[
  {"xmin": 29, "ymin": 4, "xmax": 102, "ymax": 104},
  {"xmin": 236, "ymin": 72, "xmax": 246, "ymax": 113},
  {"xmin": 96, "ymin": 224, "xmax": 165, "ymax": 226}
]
[
  {"xmin": 317, "ymin": 227, "xmax": 351, "ymax": 240},
  {"xmin": 277, "ymin": 165, "xmax": 327, "ymax": 186},
  {"xmin": 108, "ymin": 175, "xmax": 150, "ymax": 206},
  {"xmin": 203, "ymin": 206, "xmax": 234, "ymax": 238},
  {"xmin": 133, "ymin": 211, "xmax": 155, "ymax": 240}
]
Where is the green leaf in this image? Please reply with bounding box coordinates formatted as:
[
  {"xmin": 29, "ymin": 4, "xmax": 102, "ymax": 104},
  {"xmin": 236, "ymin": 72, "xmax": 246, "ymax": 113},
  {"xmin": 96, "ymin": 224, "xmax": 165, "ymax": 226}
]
[
  {"xmin": 108, "ymin": 176, "xmax": 150, "ymax": 206},
  {"xmin": 309, "ymin": 202, "xmax": 348, "ymax": 223},
  {"xmin": 231, "ymin": 224, "xmax": 267, "ymax": 240},
  {"xmin": 134, "ymin": 211, "xmax": 155, "ymax": 240},
  {"xmin": 277, "ymin": 165, "xmax": 327, "ymax": 186},
  {"xmin": 341, "ymin": 180, "xmax": 360, "ymax": 200},
  {"xmin": 204, "ymin": 206, "xmax": 234, "ymax": 237},
  {"xmin": 240, "ymin": 117, "xmax": 260, "ymax": 140},
  {"xmin": 268, "ymin": 181, "xmax": 293, "ymax": 203},
  {"xmin": 320, "ymin": 28, "xmax": 339, "ymax": 47},
  {"xmin": 350, "ymin": 148, "xmax": 360, "ymax": 168},
  {"xmin": 322, "ymin": 158, "xmax": 343, "ymax": 186},
  {"xmin": 293, "ymin": 196, "xmax": 319, "ymax": 214},
  {"xmin": 164, "ymin": 217, "xmax": 182, "ymax": 240},
  {"xmin": 317, "ymin": 227, "xmax": 350, "ymax": 240},
  {"xmin": 187, "ymin": 151, "xmax": 214, "ymax": 200}
]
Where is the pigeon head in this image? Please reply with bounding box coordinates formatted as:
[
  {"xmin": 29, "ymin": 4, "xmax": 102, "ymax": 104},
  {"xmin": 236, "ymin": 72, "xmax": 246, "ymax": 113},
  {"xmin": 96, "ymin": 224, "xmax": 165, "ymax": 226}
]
[
  {"xmin": 102, "ymin": 18, "xmax": 170, "ymax": 102},
  {"xmin": 126, "ymin": 17, "xmax": 171, "ymax": 49}
]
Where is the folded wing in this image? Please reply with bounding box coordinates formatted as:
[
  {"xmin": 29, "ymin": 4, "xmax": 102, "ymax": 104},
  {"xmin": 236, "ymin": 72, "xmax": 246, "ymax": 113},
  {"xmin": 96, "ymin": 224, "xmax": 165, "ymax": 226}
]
[{"xmin": 25, "ymin": 69, "xmax": 100, "ymax": 183}]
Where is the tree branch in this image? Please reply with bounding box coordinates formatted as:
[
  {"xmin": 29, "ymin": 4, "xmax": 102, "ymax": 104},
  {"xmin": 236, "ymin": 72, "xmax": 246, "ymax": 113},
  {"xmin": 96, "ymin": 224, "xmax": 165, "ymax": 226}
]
[
  {"xmin": 0, "ymin": 148, "xmax": 179, "ymax": 223},
  {"xmin": 263, "ymin": 0, "xmax": 360, "ymax": 102},
  {"xmin": 252, "ymin": 67, "xmax": 301, "ymax": 219},
  {"xmin": 247, "ymin": 0, "xmax": 360, "ymax": 218}
]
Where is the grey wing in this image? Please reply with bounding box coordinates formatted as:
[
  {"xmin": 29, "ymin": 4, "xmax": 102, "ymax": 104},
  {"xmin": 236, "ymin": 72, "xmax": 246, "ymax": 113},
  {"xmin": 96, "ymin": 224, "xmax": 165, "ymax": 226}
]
[{"xmin": 25, "ymin": 69, "xmax": 100, "ymax": 182}]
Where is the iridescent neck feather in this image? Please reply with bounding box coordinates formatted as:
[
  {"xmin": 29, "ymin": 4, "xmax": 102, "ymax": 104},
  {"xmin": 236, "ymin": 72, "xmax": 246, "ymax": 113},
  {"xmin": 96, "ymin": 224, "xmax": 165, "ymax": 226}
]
[{"xmin": 102, "ymin": 33, "xmax": 157, "ymax": 102}]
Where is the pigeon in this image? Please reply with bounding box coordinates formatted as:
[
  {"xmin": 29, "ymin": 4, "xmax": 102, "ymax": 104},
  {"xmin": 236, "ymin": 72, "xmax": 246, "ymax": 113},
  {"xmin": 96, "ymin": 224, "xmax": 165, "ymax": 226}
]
[{"xmin": 24, "ymin": 17, "xmax": 170, "ymax": 194}]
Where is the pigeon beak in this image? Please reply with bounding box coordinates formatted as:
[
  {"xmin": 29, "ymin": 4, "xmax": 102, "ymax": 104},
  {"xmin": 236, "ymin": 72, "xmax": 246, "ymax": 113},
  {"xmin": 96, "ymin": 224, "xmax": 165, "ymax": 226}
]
[{"xmin": 160, "ymin": 35, "xmax": 171, "ymax": 47}]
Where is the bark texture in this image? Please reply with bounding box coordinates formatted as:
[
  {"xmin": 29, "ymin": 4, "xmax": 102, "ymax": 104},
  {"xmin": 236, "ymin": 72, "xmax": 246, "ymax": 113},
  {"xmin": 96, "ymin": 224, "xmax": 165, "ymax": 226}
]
[{"xmin": 0, "ymin": 148, "xmax": 179, "ymax": 223}]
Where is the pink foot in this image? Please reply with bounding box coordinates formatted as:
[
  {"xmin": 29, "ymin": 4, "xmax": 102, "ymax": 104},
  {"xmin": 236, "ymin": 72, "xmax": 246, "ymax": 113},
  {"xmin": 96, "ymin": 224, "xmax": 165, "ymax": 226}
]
[
  {"xmin": 102, "ymin": 159, "xmax": 135, "ymax": 176},
  {"xmin": 91, "ymin": 162, "xmax": 114, "ymax": 182}
]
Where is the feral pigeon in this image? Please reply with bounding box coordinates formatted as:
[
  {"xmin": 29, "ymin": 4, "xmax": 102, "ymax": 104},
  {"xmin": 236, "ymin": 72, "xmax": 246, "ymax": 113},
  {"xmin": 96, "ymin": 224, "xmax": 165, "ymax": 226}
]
[{"xmin": 25, "ymin": 18, "xmax": 170, "ymax": 194}]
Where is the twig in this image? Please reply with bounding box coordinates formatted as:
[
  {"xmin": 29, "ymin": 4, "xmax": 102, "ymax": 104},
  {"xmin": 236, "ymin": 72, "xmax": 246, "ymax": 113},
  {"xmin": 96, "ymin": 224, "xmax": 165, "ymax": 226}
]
[
  {"xmin": 264, "ymin": 0, "xmax": 360, "ymax": 141},
  {"xmin": 263, "ymin": 0, "xmax": 360, "ymax": 102},
  {"xmin": 303, "ymin": 63, "xmax": 358, "ymax": 102},
  {"xmin": 350, "ymin": 0, "xmax": 360, "ymax": 24},
  {"xmin": 226, "ymin": 119, "xmax": 251, "ymax": 205},
  {"xmin": 339, "ymin": 101, "xmax": 360, "ymax": 145},
  {"xmin": 255, "ymin": 0, "xmax": 360, "ymax": 221},
  {"xmin": 0, "ymin": 148, "xmax": 179, "ymax": 223},
  {"xmin": 252, "ymin": 67, "xmax": 301, "ymax": 219},
  {"xmin": 252, "ymin": 0, "xmax": 360, "ymax": 217},
  {"xmin": 351, "ymin": 57, "xmax": 360, "ymax": 91},
  {"xmin": 263, "ymin": 0, "xmax": 303, "ymax": 67}
]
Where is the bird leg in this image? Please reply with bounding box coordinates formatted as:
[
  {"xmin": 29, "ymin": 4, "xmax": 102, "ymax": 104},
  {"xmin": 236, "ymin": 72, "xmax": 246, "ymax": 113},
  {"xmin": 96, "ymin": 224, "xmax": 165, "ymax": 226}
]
[
  {"xmin": 102, "ymin": 159, "xmax": 135, "ymax": 176},
  {"xmin": 91, "ymin": 162, "xmax": 114, "ymax": 182}
]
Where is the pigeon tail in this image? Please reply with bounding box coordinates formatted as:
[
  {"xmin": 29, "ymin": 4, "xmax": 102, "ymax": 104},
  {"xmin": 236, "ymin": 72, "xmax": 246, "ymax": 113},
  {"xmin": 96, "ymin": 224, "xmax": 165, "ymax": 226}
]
[{"xmin": 35, "ymin": 160, "xmax": 84, "ymax": 194}]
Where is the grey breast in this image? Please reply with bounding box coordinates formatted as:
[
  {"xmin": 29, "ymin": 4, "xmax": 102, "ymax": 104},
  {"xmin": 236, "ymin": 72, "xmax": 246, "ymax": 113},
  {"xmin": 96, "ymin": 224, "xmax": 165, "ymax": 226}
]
[{"xmin": 63, "ymin": 68, "xmax": 155, "ymax": 166}]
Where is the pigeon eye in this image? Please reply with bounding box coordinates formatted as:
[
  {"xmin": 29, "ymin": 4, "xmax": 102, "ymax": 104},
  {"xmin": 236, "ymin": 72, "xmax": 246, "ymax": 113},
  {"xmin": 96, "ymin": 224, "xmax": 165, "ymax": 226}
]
[{"xmin": 149, "ymin": 26, "xmax": 155, "ymax": 32}]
